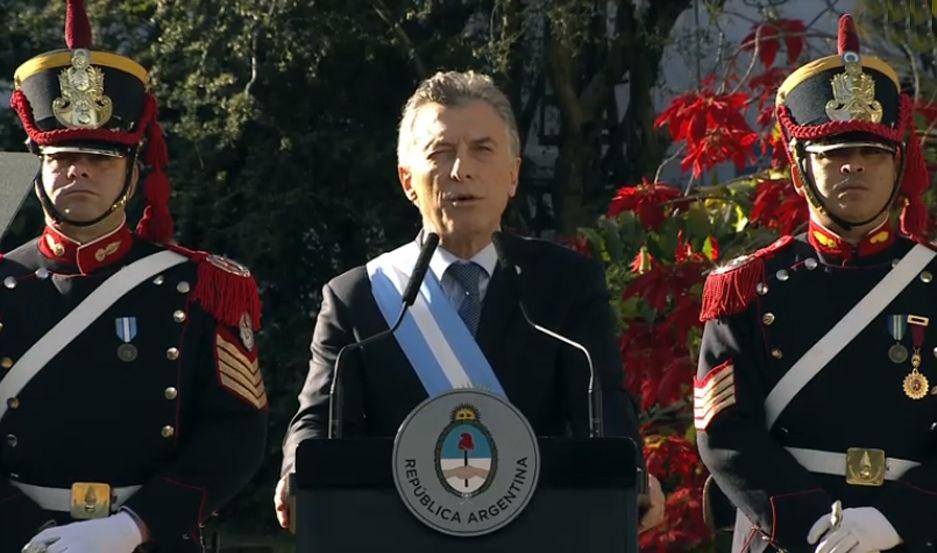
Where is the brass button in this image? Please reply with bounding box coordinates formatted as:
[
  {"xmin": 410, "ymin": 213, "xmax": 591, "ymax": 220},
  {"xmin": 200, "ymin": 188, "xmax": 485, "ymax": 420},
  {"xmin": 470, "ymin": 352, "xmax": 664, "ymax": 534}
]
[
  {"xmin": 6, "ymin": 434, "xmax": 17, "ymax": 448},
  {"xmin": 6, "ymin": 397, "xmax": 19, "ymax": 410},
  {"xmin": 34, "ymin": 268, "xmax": 50, "ymax": 280},
  {"xmin": 771, "ymin": 348, "xmax": 783, "ymax": 359},
  {"xmin": 161, "ymin": 425, "xmax": 175, "ymax": 438},
  {"xmin": 762, "ymin": 313, "xmax": 776, "ymax": 326},
  {"xmin": 1, "ymin": 357, "xmax": 13, "ymax": 369},
  {"xmin": 173, "ymin": 310, "xmax": 186, "ymax": 323},
  {"xmin": 152, "ymin": 275, "xmax": 165, "ymax": 286},
  {"xmin": 176, "ymin": 281, "xmax": 191, "ymax": 294},
  {"xmin": 164, "ymin": 387, "xmax": 178, "ymax": 400},
  {"xmin": 3, "ymin": 277, "xmax": 16, "ymax": 290},
  {"xmin": 166, "ymin": 347, "xmax": 180, "ymax": 361},
  {"xmin": 804, "ymin": 258, "xmax": 818, "ymax": 270},
  {"xmin": 0, "ymin": 322, "xmax": 4, "ymax": 333},
  {"xmin": 921, "ymin": 271, "xmax": 933, "ymax": 284},
  {"xmin": 775, "ymin": 270, "xmax": 789, "ymax": 282},
  {"xmin": 756, "ymin": 283, "xmax": 769, "ymax": 295}
]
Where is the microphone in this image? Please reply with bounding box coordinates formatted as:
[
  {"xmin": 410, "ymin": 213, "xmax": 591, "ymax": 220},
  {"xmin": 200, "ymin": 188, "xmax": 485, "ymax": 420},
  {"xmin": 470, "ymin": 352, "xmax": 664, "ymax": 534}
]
[
  {"xmin": 491, "ymin": 231, "xmax": 604, "ymax": 438},
  {"xmin": 328, "ymin": 233, "xmax": 440, "ymax": 439}
]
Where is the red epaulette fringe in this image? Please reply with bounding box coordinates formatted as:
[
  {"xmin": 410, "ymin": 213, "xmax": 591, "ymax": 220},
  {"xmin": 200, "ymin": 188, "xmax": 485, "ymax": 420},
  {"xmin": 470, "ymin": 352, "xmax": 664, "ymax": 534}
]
[
  {"xmin": 699, "ymin": 236, "xmax": 792, "ymax": 322},
  {"xmin": 166, "ymin": 244, "xmax": 262, "ymax": 330}
]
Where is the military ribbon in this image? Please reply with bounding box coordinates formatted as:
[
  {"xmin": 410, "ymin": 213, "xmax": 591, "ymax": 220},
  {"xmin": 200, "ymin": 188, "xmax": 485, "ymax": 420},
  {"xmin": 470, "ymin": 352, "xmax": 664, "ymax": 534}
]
[
  {"xmin": 903, "ymin": 315, "xmax": 930, "ymax": 399},
  {"xmin": 886, "ymin": 314, "xmax": 909, "ymax": 364}
]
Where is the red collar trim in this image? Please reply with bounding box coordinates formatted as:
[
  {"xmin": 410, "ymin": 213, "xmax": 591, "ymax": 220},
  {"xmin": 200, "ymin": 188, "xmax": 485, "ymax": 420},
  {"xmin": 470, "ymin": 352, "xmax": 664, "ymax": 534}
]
[
  {"xmin": 807, "ymin": 218, "xmax": 896, "ymax": 260},
  {"xmin": 39, "ymin": 223, "xmax": 134, "ymax": 274}
]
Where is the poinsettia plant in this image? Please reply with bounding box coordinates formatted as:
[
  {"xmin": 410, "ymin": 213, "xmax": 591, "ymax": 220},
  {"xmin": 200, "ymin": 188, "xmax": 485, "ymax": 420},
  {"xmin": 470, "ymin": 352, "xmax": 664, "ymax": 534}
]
[{"xmin": 575, "ymin": 12, "xmax": 937, "ymax": 553}]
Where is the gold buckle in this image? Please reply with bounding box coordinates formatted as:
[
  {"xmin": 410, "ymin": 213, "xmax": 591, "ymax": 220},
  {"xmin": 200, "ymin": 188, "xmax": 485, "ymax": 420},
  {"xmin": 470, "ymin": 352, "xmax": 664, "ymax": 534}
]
[
  {"xmin": 70, "ymin": 482, "xmax": 111, "ymax": 519},
  {"xmin": 845, "ymin": 448, "xmax": 886, "ymax": 486}
]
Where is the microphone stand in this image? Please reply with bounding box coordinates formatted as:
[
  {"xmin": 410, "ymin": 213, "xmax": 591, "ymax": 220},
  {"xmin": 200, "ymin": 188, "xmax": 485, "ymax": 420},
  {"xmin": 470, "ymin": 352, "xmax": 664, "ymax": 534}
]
[{"xmin": 328, "ymin": 233, "xmax": 439, "ymax": 439}]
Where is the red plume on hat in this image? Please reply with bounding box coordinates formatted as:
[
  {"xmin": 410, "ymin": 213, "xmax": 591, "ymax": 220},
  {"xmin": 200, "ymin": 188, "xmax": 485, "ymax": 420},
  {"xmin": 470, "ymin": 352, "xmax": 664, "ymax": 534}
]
[
  {"xmin": 9, "ymin": 0, "xmax": 175, "ymax": 243},
  {"xmin": 775, "ymin": 13, "xmax": 932, "ymax": 240},
  {"xmin": 65, "ymin": 0, "xmax": 92, "ymax": 49},
  {"xmin": 837, "ymin": 14, "xmax": 860, "ymax": 55}
]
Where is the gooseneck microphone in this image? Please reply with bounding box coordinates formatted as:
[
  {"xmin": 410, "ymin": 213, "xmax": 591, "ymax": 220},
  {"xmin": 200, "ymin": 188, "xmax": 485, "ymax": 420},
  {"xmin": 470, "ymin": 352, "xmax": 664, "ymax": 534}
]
[
  {"xmin": 491, "ymin": 231, "xmax": 604, "ymax": 438},
  {"xmin": 328, "ymin": 233, "xmax": 440, "ymax": 439}
]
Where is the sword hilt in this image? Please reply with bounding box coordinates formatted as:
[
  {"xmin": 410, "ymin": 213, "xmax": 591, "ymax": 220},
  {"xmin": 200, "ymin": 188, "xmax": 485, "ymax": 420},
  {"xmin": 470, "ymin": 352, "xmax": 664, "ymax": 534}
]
[{"xmin": 829, "ymin": 500, "xmax": 843, "ymax": 530}]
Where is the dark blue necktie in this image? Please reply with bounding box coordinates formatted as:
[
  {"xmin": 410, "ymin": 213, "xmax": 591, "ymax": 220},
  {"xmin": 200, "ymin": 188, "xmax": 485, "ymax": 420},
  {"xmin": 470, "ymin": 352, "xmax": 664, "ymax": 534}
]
[{"xmin": 447, "ymin": 262, "xmax": 483, "ymax": 336}]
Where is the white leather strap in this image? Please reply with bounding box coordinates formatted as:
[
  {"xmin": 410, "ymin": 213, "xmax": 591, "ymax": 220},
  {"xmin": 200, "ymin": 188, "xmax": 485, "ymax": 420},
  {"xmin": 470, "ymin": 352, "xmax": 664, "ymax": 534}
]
[
  {"xmin": 784, "ymin": 447, "xmax": 920, "ymax": 481},
  {"xmin": 0, "ymin": 250, "xmax": 188, "ymax": 421},
  {"xmin": 764, "ymin": 244, "xmax": 936, "ymax": 428},
  {"xmin": 9, "ymin": 481, "xmax": 142, "ymax": 512}
]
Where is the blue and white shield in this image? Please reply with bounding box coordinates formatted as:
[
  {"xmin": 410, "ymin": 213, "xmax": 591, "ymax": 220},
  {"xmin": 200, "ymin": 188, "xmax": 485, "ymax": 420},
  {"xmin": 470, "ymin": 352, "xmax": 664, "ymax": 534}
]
[
  {"xmin": 436, "ymin": 421, "xmax": 496, "ymax": 497},
  {"xmin": 115, "ymin": 317, "xmax": 138, "ymax": 343}
]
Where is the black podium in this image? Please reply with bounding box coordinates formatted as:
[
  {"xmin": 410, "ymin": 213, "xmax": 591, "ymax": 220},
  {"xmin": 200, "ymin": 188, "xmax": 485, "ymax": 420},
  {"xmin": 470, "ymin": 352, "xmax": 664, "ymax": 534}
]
[{"xmin": 294, "ymin": 437, "xmax": 639, "ymax": 553}]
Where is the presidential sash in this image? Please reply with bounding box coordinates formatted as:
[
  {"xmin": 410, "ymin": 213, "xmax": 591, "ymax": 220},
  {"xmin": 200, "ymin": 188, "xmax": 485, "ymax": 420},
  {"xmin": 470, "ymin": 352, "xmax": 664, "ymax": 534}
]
[{"xmin": 367, "ymin": 242, "xmax": 506, "ymax": 398}]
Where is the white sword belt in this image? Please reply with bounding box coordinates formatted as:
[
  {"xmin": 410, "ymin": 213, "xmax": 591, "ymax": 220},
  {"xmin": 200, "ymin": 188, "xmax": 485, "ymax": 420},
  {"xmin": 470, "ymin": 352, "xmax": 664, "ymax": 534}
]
[
  {"xmin": 785, "ymin": 447, "xmax": 920, "ymax": 485},
  {"xmin": 9, "ymin": 480, "xmax": 141, "ymax": 512}
]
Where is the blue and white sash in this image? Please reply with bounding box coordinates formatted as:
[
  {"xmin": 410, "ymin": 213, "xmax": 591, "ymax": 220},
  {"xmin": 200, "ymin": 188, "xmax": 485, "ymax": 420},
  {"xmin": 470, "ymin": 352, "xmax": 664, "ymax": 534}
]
[{"xmin": 366, "ymin": 242, "xmax": 506, "ymax": 398}]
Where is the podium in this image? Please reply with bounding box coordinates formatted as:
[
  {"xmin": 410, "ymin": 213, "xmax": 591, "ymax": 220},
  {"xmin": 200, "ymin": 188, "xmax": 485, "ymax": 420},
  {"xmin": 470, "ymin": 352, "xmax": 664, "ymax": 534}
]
[{"xmin": 294, "ymin": 437, "xmax": 639, "ymax": 553}]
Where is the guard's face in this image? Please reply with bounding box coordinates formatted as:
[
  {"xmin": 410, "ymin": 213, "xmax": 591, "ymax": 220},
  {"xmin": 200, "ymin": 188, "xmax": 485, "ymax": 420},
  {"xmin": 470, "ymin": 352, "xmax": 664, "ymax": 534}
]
[
  {"xmin": 40, "ymin": 152, "xmax": 132, "ymax": 223},
  {"xmin": 804, "ymin": 146, "xmax": 898, "ymax": 225},
  {"xmin": 398, "ymin": 100, "xmax": 520, "ymax": 243}
]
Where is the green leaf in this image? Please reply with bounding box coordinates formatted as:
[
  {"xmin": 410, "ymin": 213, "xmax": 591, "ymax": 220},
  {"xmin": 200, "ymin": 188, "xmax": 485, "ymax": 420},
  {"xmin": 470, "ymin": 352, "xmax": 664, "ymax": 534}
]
[{"xmin": 600, "ymin": 217, "xmax": 624, "ymax": 262}]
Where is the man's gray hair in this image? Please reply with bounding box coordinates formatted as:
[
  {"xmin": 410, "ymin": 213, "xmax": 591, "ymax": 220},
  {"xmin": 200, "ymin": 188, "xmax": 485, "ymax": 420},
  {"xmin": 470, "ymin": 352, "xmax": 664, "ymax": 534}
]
[{"xmin": 397, "ymin": 70, "xmax": 521, "ymax": 165}]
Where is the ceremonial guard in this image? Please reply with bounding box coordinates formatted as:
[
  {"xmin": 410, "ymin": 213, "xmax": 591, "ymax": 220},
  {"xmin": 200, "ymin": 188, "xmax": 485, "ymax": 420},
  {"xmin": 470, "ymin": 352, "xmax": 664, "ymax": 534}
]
[
  {"xmin": 695, "ymin": 15, "xmax": 935, "ymax": 553},
  {"xmin": 0, "ymin": 1, "xmax": 267, "ymax": 551}
]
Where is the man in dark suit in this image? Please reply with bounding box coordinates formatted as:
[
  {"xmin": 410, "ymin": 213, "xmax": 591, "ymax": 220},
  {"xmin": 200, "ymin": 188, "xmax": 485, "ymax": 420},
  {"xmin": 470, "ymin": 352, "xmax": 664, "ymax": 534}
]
[{"xmin": 276, "ymin": 70, "xmax": 662, "ymax": 531}]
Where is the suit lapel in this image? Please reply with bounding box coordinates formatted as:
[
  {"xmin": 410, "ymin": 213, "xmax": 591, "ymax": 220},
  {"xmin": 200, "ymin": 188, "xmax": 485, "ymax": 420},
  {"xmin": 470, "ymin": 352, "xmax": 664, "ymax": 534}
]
[{"xmin": 477, "ymin": 234, "xmax": 527, "ymax": 374}]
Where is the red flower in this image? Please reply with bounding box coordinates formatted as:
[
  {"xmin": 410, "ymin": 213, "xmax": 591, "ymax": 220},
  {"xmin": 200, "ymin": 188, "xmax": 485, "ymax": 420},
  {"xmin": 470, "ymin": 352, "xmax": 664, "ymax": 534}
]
[
  {"xmin": 644, "ymin": 435, "xmax": 705, "ymax": 486},
  {"xmin": 661, "ymin": 292, "xmax": 702, "ymax": 346},
  {"xmin": 621, "ymin": 322, "xmax": 684, "ymax": 410},
  {"xmin": 762, "ymin": 129, "xmax": 790, "ymax": 169},
  {"xmin": 749, "ymin": 67, "xmax": 789, "ymax": 128},
  {"xmin": 656, "ymin": 85, "xmax": 759, "ymax": 177},
  {"xmin": 639, "ymin": 486, "xmax": 712, "ymax": 552},
  {"xmin": 741, "ymin": 19, "xmax": 807, "ymax": 68},
  {"xmin": 750, "ymin": 177, "xmax": 807, "ymax": 234},
  {"xmin": 608, "ymin": 180, "xmax": 681, "ymax": 230},
  {"xmin": 631, "ymin": 248, "xmax": 654, "ymax": 274}
]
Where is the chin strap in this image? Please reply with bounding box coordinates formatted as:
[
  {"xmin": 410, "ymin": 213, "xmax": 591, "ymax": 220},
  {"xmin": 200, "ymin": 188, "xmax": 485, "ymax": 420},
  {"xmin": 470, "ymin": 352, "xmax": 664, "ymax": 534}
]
[
  {"xmin": 792, "ymin": 139, "xmax": 900, "ymax": 232},
  {"xmin": 35, "ymin": 149, "xmax": 138, "ymax": 228}
]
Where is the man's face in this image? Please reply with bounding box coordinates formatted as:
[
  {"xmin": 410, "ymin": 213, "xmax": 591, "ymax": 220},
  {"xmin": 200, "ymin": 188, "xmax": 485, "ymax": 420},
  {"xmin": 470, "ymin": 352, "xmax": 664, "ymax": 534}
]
[
  {"xmin": 398, "ymin": 100, "xmax": 520, "ymax": 243},
  {"xmin": 41, "ymin": 152, "xmax": 131, "ymax": 223},
  {"xmin": 804, "ymin": 145, "xmax": 898, "ymax": 225}
]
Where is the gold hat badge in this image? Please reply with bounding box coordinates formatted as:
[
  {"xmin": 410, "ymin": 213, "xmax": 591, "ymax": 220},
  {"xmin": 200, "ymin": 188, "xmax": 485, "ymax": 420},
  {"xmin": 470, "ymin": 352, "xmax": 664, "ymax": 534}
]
[
  {"xmin": 825, "ymin": 53, "xmax": 883, "ymax": 123},
  {"xmin": 53, "ymin": 49, "xmax": 113, "ymax": 128}
]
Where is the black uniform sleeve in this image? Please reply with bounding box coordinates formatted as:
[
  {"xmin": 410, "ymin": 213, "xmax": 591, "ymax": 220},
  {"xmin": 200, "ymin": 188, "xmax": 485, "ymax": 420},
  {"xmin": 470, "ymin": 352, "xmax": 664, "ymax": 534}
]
[
  {"xmin": 0, "ymin": 481, "xmax": 54, "ymax": 550},
  {"xmin": 281, "ymin": 281, "xmax": 365, "ymax": 476},
  {"xmin": 559, "ymin": 259, "xmax": 641, "ymax": 444},
  {"xmin": 696, "ymin": 310, "xmax": 833, "ymax": 550},
  {"xmin": 123, "ymin": 305, "xmax": 268, "ymax": 545},
  {"xmin": 873, "ymin": 458, "xmax": 937, "ymax": 547}
]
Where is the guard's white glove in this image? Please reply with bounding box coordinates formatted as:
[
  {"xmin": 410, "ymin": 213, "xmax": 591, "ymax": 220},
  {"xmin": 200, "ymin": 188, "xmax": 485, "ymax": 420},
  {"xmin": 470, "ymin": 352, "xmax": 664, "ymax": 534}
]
[
  {"xmin": 25, "ymin": 512, "xmax": 143, "ymax": 553},
  {"xmin": 807, "ymin": 507, "xmax": 901, "ymax": 553}
]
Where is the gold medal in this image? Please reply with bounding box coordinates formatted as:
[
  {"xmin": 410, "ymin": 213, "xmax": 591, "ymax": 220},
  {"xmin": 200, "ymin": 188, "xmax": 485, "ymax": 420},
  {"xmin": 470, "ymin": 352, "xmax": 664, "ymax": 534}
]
[{"xmin": 903, "ymin": 369, "xmax": 929, "ymax": 400}]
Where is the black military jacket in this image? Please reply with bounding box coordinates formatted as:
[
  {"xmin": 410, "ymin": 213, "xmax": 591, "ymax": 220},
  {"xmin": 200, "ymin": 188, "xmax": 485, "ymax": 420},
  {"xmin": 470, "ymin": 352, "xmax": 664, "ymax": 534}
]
[
  {"xmin": 0, "ymin": 225, "xmax": 267, "ymax": 553},
  {"xmin": 697, "ymin": 222, "xmax": 937, "ymax": 553}
]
